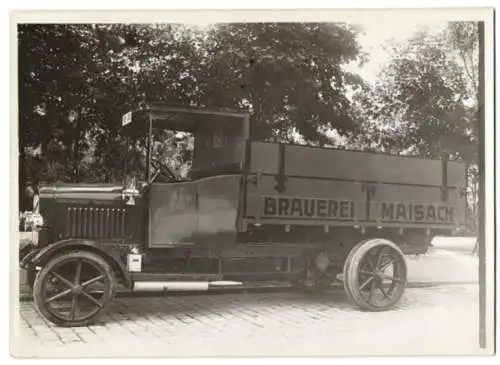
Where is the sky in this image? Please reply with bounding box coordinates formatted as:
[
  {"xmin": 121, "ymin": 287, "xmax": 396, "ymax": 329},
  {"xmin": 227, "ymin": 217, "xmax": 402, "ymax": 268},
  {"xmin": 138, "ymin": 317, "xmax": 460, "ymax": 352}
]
[{"xmin": 345, "ymin": 18, "xmax": 448, "ymax": 85}]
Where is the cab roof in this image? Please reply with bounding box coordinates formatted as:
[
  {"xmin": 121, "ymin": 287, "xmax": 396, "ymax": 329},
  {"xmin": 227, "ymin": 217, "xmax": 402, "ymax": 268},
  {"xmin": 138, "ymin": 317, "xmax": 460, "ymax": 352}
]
[{"xmin": 121, "ymin": 102, "xmax": 250, "ymax": 135}]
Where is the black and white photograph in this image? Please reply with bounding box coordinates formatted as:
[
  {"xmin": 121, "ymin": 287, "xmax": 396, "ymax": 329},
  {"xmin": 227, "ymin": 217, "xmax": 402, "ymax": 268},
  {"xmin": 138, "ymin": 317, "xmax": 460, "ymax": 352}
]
[{"xmin": 9, "ymin": 7, "xmax": 495, "ymax": 358}]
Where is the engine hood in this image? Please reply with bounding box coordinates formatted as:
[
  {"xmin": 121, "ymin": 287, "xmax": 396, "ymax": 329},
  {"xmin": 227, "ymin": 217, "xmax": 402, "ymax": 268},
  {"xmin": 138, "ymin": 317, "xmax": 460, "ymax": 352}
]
[
  {"xmin": 35, "ymin": 183, "xmax": 143, "ymax": 242},
  {"xmin": 39, "ymin": 183, "xmax": 127, "ymax": 201}
]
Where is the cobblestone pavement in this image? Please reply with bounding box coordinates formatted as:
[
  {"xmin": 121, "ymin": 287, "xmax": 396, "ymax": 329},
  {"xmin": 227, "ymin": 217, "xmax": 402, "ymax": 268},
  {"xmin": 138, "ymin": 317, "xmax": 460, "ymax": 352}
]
[{"xmin": 12, "ymin": 284, "xmax": 484, "ymax": 358}]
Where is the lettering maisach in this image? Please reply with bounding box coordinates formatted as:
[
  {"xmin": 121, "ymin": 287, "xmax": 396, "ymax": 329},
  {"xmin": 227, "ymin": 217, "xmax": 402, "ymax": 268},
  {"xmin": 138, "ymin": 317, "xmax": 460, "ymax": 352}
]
[
  {"xmin": 380, "ymin": 202, "xmax": 454, "ymax": 223},
  {"xmin": 263, "ymin": 197, "xmax": 355, "ymax": 219}
]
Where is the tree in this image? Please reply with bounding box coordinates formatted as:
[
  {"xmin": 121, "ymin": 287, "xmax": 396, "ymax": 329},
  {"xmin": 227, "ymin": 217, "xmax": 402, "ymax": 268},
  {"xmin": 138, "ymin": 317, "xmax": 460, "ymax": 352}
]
[
  {"xmin": 197, "ymin": 23, "xmax": 365, "ymax": 144},
  {"xmin": 17, "ymin": 24, "xmax": 203, "ymax": 189},
  {"xmin": 447, "ymin": 22, "xmax": 479, "ymax": 95},
  {"xmin": 446, "ymin": 21, "xmax": 480, "ymax": 232},
  {"xmin": 18, "ymin": 22, "xmax": 366, "ymax": 199},
  {"xmin": 18, "ymin": 24, "xmax": 102, "ymax": 209},
  {"xmin": 353, "ymin": 29, "xmax": 478, "ymax": 163}
]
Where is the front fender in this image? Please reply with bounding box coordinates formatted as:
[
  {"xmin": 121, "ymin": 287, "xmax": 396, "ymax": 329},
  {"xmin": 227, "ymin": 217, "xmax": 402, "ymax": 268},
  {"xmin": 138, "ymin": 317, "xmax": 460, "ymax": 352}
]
[
  {"xmin": 22, "ymin": 239, "xmax": 131, "ymax": 288},
  {"xmin": 19, "ymin": 243, "xmax": 38, "ymax": 268}
]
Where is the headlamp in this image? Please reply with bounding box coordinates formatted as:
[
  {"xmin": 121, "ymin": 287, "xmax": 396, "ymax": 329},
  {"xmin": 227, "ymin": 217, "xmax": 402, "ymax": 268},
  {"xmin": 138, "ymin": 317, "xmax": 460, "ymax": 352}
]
[{"xmin": 122, "ymin": 176, "xmax": 140, "ymax": 205}]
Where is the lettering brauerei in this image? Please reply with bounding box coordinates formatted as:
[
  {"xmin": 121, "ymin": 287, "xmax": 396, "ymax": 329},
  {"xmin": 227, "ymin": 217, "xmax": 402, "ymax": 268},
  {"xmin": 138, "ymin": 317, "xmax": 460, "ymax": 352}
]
[
  {"xmin": 263, "ymin": 197, "xmax": 354, "ymax": 219},
  {"xmin": 262, "ymin": 196, "xmax": 455, "ymax": 223}
]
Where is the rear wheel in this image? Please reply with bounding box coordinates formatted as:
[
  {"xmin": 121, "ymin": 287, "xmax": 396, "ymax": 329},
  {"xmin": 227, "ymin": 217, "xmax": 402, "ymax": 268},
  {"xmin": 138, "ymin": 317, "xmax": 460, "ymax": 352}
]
[
  {"xmin": 33, "ymin": 250, "xmax": 117, "ymax": 327},
  {"xmin": 343, "ymin": 238, "xmax": 407, "ymax": 311}
]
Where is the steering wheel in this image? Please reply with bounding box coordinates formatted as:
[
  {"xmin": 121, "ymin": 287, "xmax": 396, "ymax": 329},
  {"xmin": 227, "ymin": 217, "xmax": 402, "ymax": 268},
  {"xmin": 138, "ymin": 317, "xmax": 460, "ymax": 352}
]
[{"xmin": 150, "ymin": 159, "xmax": 178, "ymax": 183}]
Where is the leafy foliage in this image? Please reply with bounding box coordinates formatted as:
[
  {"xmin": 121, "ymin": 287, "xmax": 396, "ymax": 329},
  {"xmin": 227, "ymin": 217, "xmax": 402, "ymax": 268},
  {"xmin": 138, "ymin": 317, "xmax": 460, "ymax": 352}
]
[
  {"xmin": 198, "ymin": 23, "xmax": 365, "ymax": 144},
  {"xmin": 351, "ymin": 28, "xmax": 478, "ymax": 164},
  {"xmin": 18, "ymin": 22, "xmax": 365, "ymax": 208}
]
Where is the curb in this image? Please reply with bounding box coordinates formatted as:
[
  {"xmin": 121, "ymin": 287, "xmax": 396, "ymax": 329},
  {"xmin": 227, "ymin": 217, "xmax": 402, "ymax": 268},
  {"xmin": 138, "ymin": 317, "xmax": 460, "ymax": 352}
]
[{"xmin": 406, "ymin": 280, "xmax": 478, "ymax": 288}]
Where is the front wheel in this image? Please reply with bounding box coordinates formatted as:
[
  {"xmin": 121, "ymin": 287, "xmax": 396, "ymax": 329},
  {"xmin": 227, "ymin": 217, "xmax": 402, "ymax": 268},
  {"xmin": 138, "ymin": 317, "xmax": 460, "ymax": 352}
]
[
  {"xmin": 33, "ymin": 250, "xmax": 117, "ymax": 327},
  {"xmin": 343, "ymin": 238, "xmax": 407, "ymax": 311}
]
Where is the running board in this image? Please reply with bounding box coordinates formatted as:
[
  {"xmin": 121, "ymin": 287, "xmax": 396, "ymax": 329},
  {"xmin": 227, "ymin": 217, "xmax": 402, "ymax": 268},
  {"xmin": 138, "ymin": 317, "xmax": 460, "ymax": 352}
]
[{"xmin": 132, "ymin": 281, "xmax": 243, "ymax": 292}]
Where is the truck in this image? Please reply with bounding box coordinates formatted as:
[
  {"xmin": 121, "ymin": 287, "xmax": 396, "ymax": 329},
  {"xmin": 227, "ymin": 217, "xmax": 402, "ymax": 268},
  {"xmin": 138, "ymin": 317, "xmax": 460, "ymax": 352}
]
[{"xmin": 19, "ymin": 103, "xmax": 468, "ymax": 327}]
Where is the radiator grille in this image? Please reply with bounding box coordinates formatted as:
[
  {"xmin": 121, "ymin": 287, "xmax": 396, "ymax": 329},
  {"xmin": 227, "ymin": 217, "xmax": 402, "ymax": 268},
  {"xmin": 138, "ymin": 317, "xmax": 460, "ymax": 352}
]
[{"xmin": 65, "ymin": 206, "xmax": 126, "ymax": 238}]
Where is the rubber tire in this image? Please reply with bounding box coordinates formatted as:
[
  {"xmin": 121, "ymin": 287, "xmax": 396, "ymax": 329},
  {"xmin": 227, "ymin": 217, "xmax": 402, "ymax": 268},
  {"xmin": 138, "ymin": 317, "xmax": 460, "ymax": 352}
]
[
  {"xmin": 33, "ymin": 250, "xmax": 117, "ymax": 327},
  {"xmin": 343, "ymin": 238, "xmax": 407, "ymax": 311}
]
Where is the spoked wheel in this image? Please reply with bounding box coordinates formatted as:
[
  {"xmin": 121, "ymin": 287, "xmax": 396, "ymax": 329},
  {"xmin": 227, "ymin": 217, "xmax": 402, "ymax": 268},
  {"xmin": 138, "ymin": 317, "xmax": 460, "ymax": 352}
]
[
  {"xmin": 33, "ymin": 251, "xmax": 117, "ymax": 327},
  {"xmin": 343, "ymin": 238, "xmax": 407, "ymax": 311}
]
